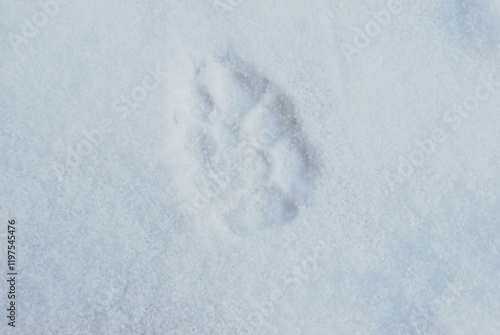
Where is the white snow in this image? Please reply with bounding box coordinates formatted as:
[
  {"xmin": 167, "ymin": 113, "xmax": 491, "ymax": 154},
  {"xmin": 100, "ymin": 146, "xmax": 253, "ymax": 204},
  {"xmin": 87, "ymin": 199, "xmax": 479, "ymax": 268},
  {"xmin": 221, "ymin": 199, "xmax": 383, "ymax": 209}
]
[{"xmin": 2, "ymin": 0, "xmax": 500, "ymax": 334}]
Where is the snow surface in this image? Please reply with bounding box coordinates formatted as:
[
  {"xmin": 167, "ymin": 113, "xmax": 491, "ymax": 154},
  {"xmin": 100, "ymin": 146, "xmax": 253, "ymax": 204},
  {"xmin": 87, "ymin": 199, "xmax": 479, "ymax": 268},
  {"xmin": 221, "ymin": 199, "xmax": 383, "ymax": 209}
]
[{"xmin": 1, "ymin": 0, "xmax": 500, "ymax": 334}]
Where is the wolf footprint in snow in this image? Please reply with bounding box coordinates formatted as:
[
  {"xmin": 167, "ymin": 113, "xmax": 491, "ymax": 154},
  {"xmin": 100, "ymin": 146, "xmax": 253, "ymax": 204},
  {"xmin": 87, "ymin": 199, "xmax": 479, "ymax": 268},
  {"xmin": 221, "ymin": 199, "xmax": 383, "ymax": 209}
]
[{"xmin": 163, "ymin": 56, "xmax": 317, "ymax": 235}]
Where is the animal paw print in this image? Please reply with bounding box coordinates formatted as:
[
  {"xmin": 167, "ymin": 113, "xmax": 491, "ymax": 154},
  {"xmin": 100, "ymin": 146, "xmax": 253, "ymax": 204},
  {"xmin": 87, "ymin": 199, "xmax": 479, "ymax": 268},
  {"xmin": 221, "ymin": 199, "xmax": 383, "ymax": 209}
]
[{"xmin": 162, "ymin": 55, "xmax": 317, "ymax": 235}]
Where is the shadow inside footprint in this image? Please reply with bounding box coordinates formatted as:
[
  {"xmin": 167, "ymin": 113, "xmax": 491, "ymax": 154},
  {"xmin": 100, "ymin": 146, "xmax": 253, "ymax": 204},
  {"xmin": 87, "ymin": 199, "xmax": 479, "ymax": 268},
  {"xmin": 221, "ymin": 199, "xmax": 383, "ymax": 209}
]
[{"xmin": 167, "ymin": 55, "xmax": 319, "ymax": 236}]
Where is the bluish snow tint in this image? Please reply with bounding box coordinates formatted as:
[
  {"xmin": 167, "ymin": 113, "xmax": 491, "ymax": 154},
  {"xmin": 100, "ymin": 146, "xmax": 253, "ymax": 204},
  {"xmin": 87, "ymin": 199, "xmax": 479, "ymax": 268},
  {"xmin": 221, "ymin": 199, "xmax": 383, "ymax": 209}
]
[{"xmin": 1, "ymin": 0, "xmax": 500, "ymax": 334}]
